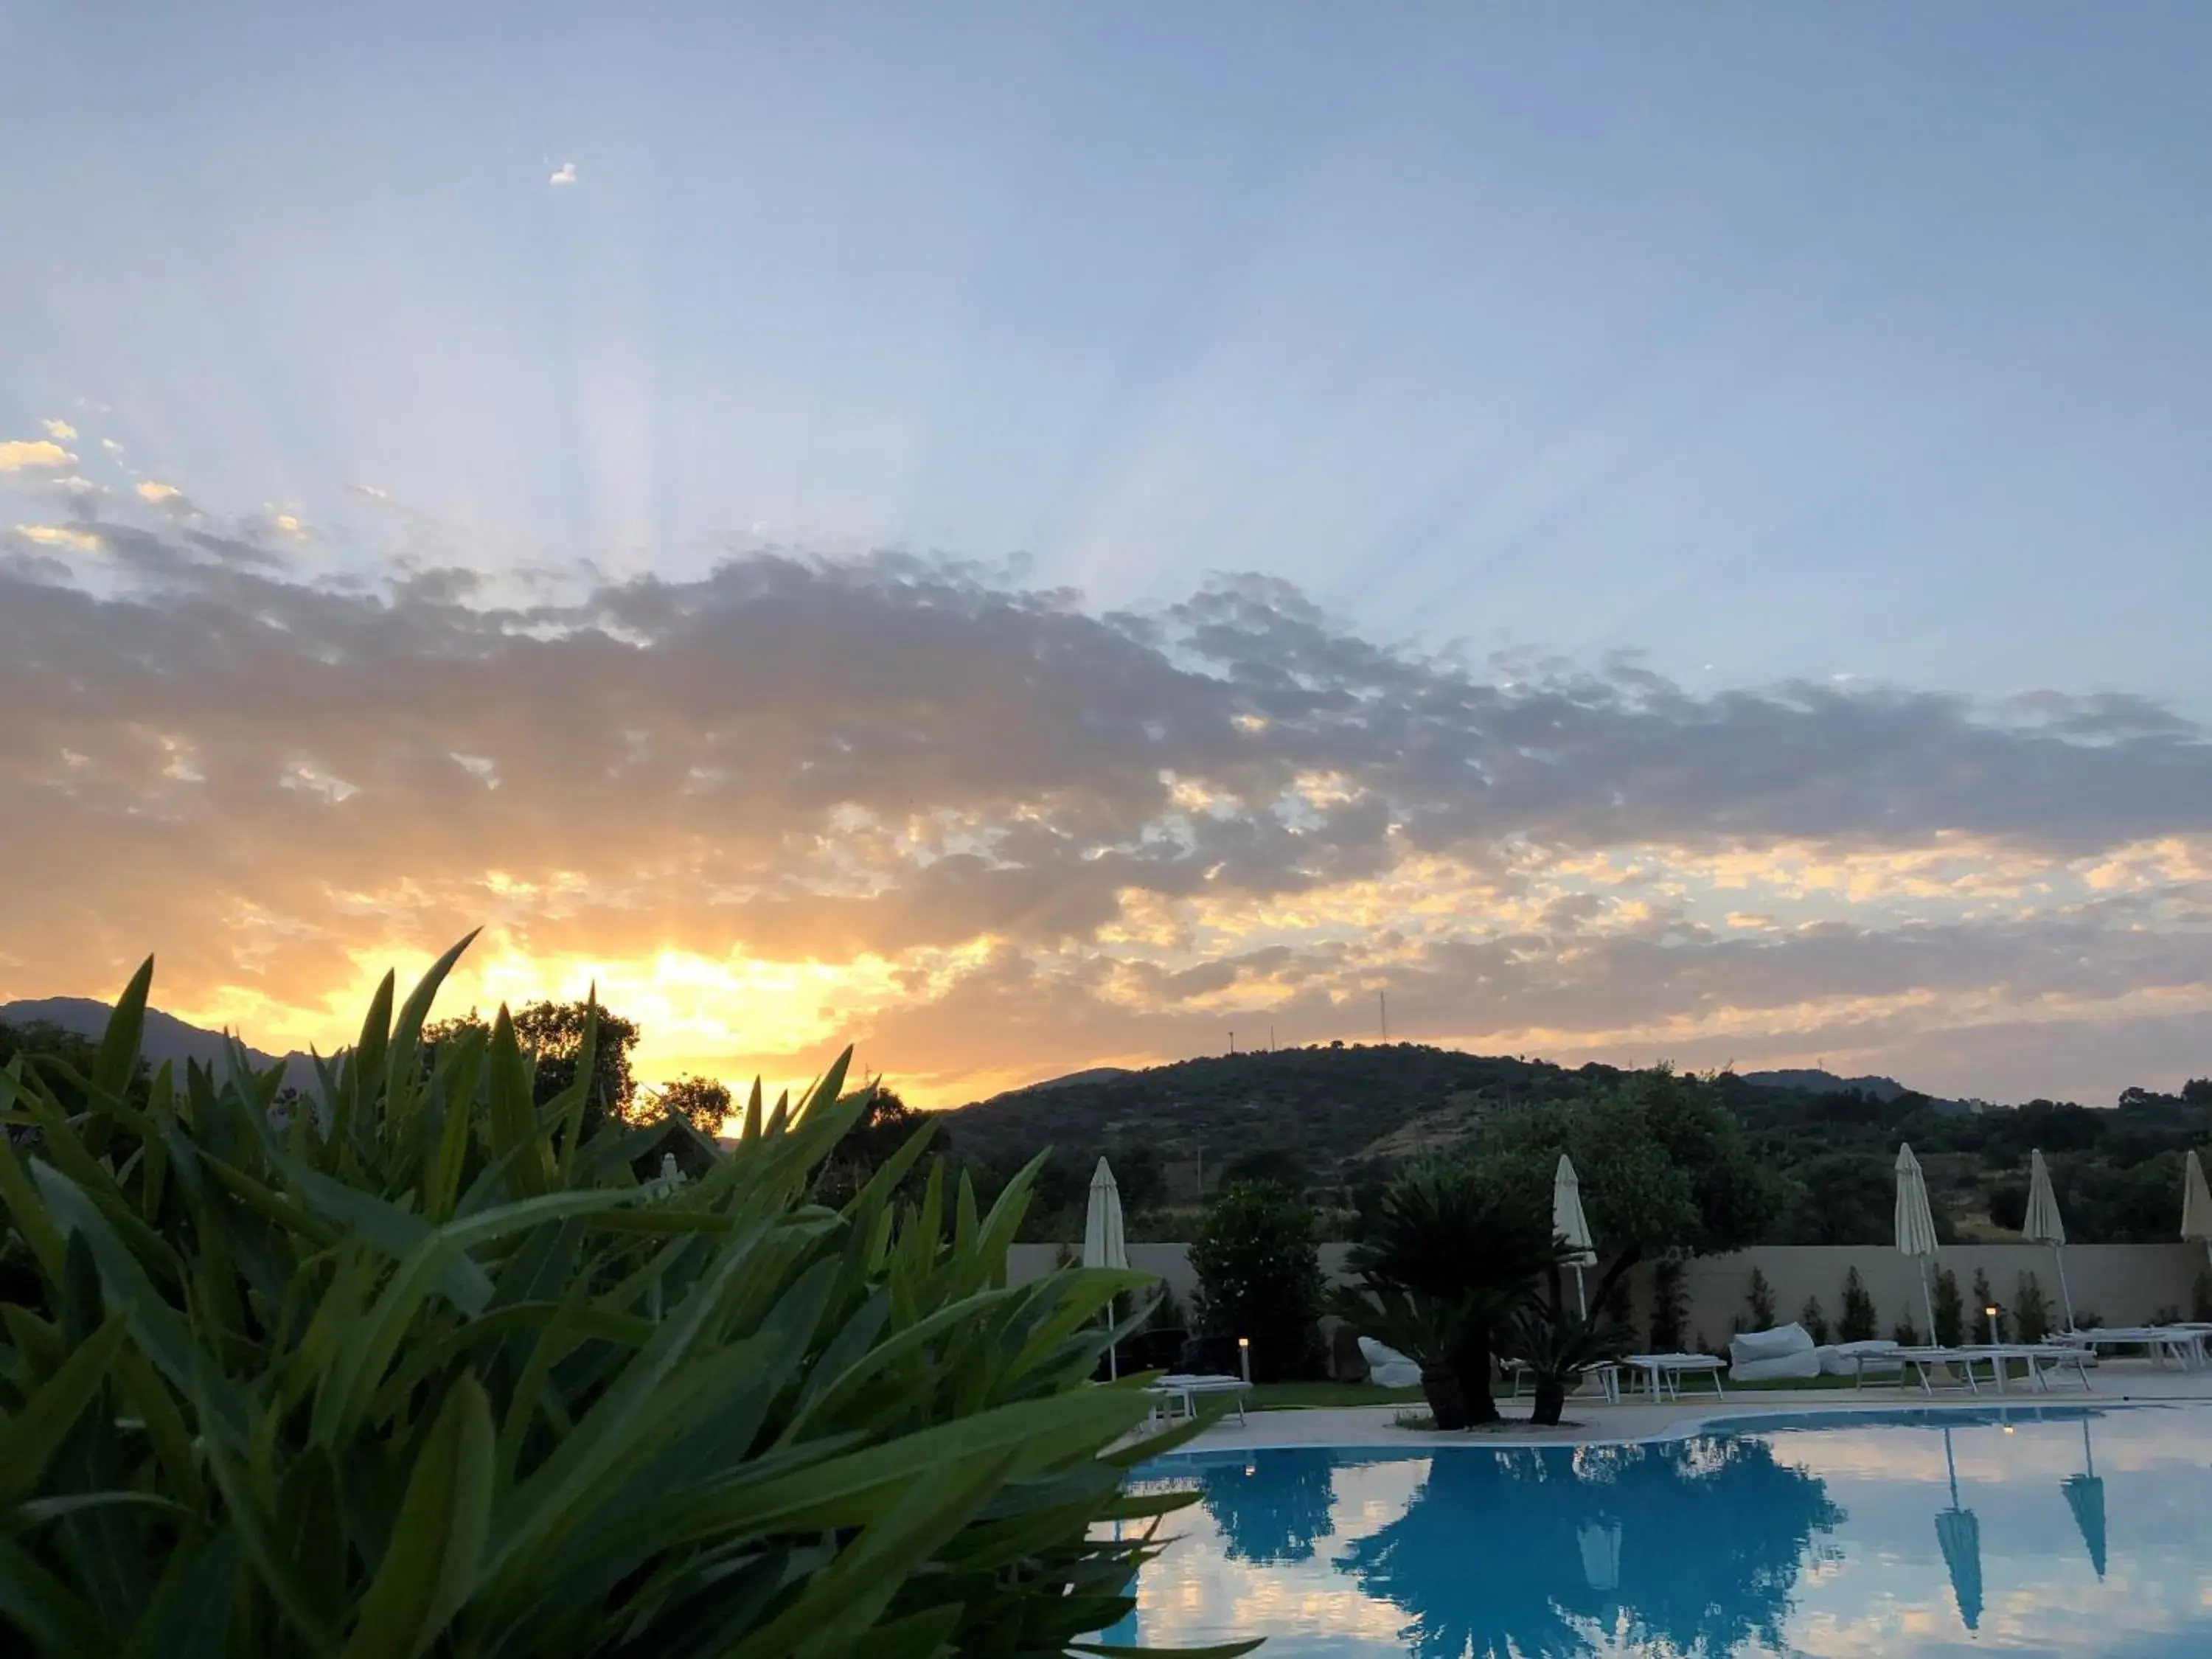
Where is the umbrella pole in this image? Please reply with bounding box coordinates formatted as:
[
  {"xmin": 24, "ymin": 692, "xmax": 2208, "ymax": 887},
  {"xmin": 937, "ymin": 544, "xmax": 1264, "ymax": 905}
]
[
  {"xmin": 1107, "ymin": 1293, "xmax": 1118, "ymax": 1381},
  {"xmin": 2053, "ymin": 1245, "xmax": 2075, "ymax": 1332},
  {"xmin": 1921, "ymin": 1262, "xmax": 1938, "ymax": 1343},
  {"xmin": 1575, "ymin": 1265, "xmax": 1588, "ymax": 1321}
]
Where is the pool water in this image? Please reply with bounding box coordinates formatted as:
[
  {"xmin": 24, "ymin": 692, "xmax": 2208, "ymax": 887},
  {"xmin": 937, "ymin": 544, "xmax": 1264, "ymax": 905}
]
[{"xmin": 1100, "ymin": 1405, "xmax": 2212, "ymax": 1656}]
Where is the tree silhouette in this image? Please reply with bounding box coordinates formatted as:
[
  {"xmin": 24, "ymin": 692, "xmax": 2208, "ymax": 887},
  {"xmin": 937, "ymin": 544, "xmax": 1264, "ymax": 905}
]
[
  {"xmin": 650, "ymin": 1074, "xmax": 733, "ymax": 1136},
  {"xmin": 1193, "ymin": 1449, "xmax": 1338, "ymax": 1566},
  {"xmin": 1341, "ymin": 1435, "xmax": 1843, "ymax": 1659}
]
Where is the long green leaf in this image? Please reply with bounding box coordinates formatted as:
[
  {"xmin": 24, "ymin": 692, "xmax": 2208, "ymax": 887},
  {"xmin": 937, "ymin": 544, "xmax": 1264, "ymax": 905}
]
[
  {"xmin": 343, "ymin": 1374, "xmax": 494, "ymax": 1659},
  {"xmin": 92, "ymin": 956, "xmax": 156, "ymax": 1102}
]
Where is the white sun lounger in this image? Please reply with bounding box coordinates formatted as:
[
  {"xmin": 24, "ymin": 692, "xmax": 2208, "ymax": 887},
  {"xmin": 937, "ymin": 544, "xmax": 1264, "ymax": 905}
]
[
  {"xmin": 2054, "ymin": 1327, "xmax": 2208, "ymax": 1371},
  {"xmin": 1144, "ymin": 1373, "xmax": 1250, "ymax": 1425},
  {"xmin": 1621, "ymin": 1353, "xmax": 1725, "ymax": 1401},
  {"xmin": 1891, "ymin": 1345, "xmax": 2094, "ymax": 1394}
]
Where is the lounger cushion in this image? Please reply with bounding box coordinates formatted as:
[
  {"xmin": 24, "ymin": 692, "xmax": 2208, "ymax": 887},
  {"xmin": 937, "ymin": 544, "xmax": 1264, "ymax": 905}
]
[
  {"xmin": 1357, "ymin": 1337, "xmax": 1422, "ymax": 1388},
  {"xmin": 1728, "ymin": 1323, "xmax": 1819, "ymax": 1381}
]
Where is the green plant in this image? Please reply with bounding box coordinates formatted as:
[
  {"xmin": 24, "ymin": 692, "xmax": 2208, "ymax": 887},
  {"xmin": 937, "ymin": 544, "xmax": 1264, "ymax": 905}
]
[
  {"xmin": 1648, "ymin": 1257, "xmax": 1688, "ymax": 1352},
  {"xmin": 1191, "ymin": 1180, "xmax": 1326, "ymax": 1382},
  {"xmin": 2014, "ymin": 1272, "xmax": 2051, "ymax": 1343},
  {"xmin": 1891, "ymin": 1316, "xmax": 1921, "ymax": 1346},
  {"xmin": 2192, "ymin": 1269, "xmax": 2212, "ymax": 1324},
  {"xmin": 1506, "ymin": 1304, "xmax": 1625, "ymax": 1427},
  {"xmin": 1798, "ymin": 1296, "xmax": 1830, "ymax": 1345},
  {"xmin": 1838, "ymin": 1267, "xmax": 1878, "ymax": 1343},
  {"xmin": 1931, "ymin": 1267, "xmax": 1964, "ymax": 1348},
  {"xmin": 1742, "ymin": 1267, "xmax": 1777, "ymax": 1333},
  {"xmin": 1335, "ymin": 1167, "xmax": 1569, "ymax": 1427},
  {"xmin": 0, "ymin": 941, "xmax": 1234, "ymax": 1658}
]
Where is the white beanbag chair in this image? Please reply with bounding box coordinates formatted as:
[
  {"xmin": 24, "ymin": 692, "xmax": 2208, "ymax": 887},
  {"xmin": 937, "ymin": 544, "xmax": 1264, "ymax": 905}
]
[
  {"xmin": 1818, "ymin": 1338, "xmax": 1904, "ymax": 1377},
  {"xmin": 1357, "ymin": 1337, "xmax": 1422, "ymax": 1388},
  {"xmin": 1729, "ymin": 1323, "xmax": 1822, "ymax": 1382}
]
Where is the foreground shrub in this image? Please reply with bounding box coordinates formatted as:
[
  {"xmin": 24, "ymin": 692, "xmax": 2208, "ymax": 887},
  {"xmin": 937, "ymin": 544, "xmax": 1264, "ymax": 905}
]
[{"xmin": 0, "ymin": 937, "xmax": 1237, "ymax": 1658}]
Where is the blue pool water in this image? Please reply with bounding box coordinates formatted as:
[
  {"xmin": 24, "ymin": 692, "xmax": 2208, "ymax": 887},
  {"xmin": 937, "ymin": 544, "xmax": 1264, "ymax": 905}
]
[{"xmin": 1100, "ymin": 1405, "xmax": 2212, "ymax": 1656}]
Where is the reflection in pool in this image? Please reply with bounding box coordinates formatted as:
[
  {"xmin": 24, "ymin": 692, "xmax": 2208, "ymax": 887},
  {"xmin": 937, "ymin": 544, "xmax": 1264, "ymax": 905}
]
[{"xmin": 1102, "ymin": 1405, "xmax": 2212, "ymax": 1656}]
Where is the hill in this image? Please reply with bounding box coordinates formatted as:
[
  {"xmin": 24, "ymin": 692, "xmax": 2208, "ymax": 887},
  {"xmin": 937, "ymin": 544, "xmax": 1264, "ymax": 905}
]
[
  {"xmin": 939, "ymin": 1043, "xmax": 2212, "ymax": 1248},
  {"xmin": 942, "ymin": 1043, "xmax": 1633, "ymax": 1193},
  {"xmin": 0, "ymin": 997, "xmax": 313, "ymax": 1089},
  {"xmin": 1741, "ymin": 1068, "xmax": 1975, "ymax": 1116}
]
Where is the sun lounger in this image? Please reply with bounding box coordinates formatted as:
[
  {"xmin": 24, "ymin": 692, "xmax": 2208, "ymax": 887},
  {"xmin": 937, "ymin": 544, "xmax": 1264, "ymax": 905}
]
[
  {"xmin": 1622, "ymin": 1353, "xmax": 1725, "ymax": 1401},
  {"xmin": 1144, "ymin": 1372, "xmax": 1250, "ymax": 1425},
  {"xmin": 2055, "ymin": 1326, "xmax": 2208, "ymax": 1370},
  {"xmin": 1889, "ymin": 1344, "xmax": 2095, "ymax": 1395}
]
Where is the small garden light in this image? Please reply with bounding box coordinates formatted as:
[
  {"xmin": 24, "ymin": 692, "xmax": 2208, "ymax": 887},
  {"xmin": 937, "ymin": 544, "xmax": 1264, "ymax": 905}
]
[
  {"xmin": 1985, "ymin": 1302, "xmax": 2003, "ymax": 1346},
  {"xmin": 1238, "ymin": 1335, "xmax": 1251, "ymax": 1385}
]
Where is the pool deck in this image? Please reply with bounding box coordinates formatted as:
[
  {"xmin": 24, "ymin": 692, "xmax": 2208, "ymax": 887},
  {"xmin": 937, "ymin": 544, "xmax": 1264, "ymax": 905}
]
[{"xmin": 1165, "ymin": 1362, "xmax": 2212, "ymax": 1455}]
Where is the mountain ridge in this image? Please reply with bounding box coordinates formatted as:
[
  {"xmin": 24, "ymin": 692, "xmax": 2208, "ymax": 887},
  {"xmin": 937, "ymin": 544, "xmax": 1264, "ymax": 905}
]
[{"xmin": 0, "ymin": 996, "xmax": 316, "ymax": 1089}]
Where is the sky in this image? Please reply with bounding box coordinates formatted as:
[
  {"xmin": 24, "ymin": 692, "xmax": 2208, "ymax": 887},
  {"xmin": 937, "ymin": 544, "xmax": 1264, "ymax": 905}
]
[{"xmin": 5, "ymin": 2, "xmax": 2212, "ymax": 1109}]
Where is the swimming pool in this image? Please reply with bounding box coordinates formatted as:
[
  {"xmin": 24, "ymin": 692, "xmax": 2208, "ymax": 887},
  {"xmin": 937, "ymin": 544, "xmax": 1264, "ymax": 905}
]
[{"xmin": 1099, "ymin": 1405, "xmax": 2212, "ymax": 1656}]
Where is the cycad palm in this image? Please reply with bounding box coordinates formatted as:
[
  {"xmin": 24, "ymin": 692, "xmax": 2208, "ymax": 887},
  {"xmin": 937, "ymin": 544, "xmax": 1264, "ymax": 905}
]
[{"xmin": 1340, "ymin": 1167, "xmax": 1573, "ymax": 1426}]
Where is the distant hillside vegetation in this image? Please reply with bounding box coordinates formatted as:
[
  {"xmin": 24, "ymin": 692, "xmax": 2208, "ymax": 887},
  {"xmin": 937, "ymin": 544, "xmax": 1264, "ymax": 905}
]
[{"xmin": 938, "ymin": 1043, "xmax": 2212, "ymax": 1248}]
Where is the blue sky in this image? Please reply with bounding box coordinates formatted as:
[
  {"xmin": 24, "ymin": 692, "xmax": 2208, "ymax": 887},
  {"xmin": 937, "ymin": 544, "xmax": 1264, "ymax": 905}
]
[
  {"xmin": 8, "ymin": 1, "xmax": 2210, "ymax": 702},
  {"xmin": 8, "ymin": 4, "xmax": 2212, "ymax": 1106}
]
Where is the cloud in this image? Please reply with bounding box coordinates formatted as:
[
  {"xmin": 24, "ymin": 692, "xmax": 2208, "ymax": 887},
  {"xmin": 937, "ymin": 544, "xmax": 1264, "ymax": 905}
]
[
  {"xmin": 0, "ymin": 439, "xmax": 76, "ymax": 473},
  {"xmin": 42, "ymin": 420, "xmax": 77, "ymax": 441},
  {"xmin": 549, "ymin": 161, "xmax": 577, "ymax": 186},
  {"xmin": 10, "ymin": 524, "xmax": 102, "ymax": 552},
  {"xmin": 135, "ymin": 481, "xmax": 194, "ymax": 513},
  {"xmin": 346, "ymin": 482, "xmax": 391, "ymax": 501},
  {"xmin": 3, "ymin": 538, "xmax": 2211, "ymax": 1105}
]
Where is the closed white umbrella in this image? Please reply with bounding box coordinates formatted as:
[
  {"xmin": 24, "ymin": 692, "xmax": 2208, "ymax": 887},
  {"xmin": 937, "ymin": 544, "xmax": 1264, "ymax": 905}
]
[
  {"xmin": 2022, "ymin": 1148, "xmax": 2073, "ymax": 1331},
  {"xmin": 2183, "ymin": 1150, "xmax": 2212, "ymax": 1270},
  {"xmin": 1554, "ymin": 1154, "xmax": 1599, "ymax": 1318},
  {"xmin": 1084, "ymin": 1155, "xmax": 1130, "ymax": 1379},
  {"xmin": 1895, "ymin": 1144, "xmax": 1940, "ymax": 1340}
]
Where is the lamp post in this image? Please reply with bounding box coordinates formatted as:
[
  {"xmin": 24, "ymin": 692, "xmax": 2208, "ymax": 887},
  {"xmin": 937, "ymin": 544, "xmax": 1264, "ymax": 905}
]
[
  {"xmin": 1985, "ymin": 1302, "xmax": 2004, "ymax": 1346},
  {"xmin": 1237, "ymin": 1335, "xmax": 1251, "ymax": 1385}
]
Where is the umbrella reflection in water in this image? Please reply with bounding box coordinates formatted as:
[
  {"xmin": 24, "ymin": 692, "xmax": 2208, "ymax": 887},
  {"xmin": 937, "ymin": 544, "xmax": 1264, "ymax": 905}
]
[
  {"xmin": 2062, "ymin": 1417, "xmax": 2107, "ymax": 1580},
  {"xmin": 1935, "ymin": 1426, "xmax": 1983, "ymax": 1633}
]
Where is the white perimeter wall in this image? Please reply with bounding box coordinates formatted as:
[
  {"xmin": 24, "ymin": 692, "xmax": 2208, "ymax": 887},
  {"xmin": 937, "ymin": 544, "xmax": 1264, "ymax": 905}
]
[{"xmin": 1009, "ymin": 1242, "xmax": 2208, "ymax": 1345}]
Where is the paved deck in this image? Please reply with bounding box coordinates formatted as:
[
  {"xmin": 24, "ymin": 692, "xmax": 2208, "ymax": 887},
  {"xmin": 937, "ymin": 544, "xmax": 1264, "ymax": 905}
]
[{"xmin": 1161, "ymin": 1362, "xmax": 2212, "ymax": 1456}]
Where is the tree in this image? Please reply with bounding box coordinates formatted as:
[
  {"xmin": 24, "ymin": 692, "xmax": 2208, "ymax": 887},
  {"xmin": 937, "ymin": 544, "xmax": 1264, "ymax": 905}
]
[
  {"xmin": 1742, "ymin": 1267, "xmax": 1778, "ymax": 1334},
  {"xmin": 1510, "ymin": 1304, "xmax": 1624, "ymax": 1427},
  {"xmin": 1219, "ymin": 1146, "xmax": 1311, "ymax": 1192},
  {"xmin": 1477, "ymin": 1068, "xmax": 1782, "ymax": 1314},
  {"xmin": 424, "ymin": 997, "xmax": 640, "ymax": 1140},
  {"xmin": 1778, "ymin": 1151, "xmax": 1896, "ymax": 1245},
  {"xmin": 1839, "ymin": 1267, "xmax": 1878, "ymax": 1342},
  {"xmin": 649, "ymin": 1074, "xmax": 734, "ymax": 1136},
  {"xmin": 815, "ymin": 1085, "xmax": 925, "ymax": 1206},
  {"xmin": 1189, "ymin": 1180, "xmax": 1326, "ymax": 1382},
  {"xmin": 1800, "ymin": 1296, "xmax": 1830, "ymax": 1344},
  {"xmin": 1336, "ymin": 1166, "xmax": 1571, "ymax": 1427},
  {"xmin": 1931, "ymin": 1267, "xmax": 1964, "ymax": 1348}
]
